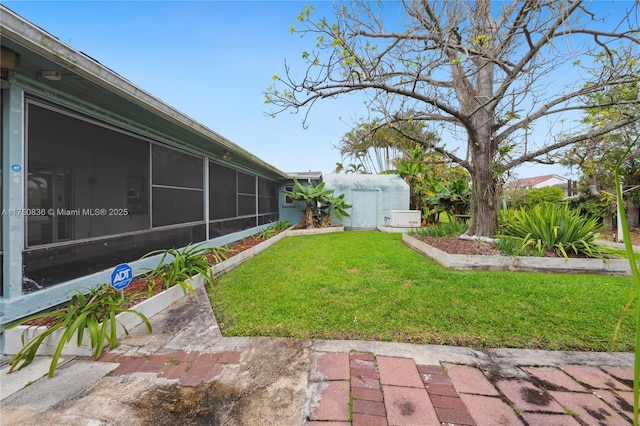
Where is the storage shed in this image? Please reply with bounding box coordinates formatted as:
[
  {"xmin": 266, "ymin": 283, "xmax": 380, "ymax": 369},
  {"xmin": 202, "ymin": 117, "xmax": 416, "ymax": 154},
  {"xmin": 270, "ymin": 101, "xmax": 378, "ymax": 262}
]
[{"xmin": 323, "ymin": 174, "xmax": 410, "ymax": 228}]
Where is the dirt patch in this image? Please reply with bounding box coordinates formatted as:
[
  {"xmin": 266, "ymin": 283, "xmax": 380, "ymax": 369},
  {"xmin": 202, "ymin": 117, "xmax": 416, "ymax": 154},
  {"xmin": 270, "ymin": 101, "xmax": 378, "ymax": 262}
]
[
  {"xmin": 526, "ymin": 375, "xmax": 568, "ymax": 392},
  {"xmin": 133, "ymin": 338, "xmax": 311, "ymax": 425},
  {"xmin": 396, "ymin": 399, "xmax": 415, "ymax": 416},
  {"xmin": 135, "ymin": 382, "xmax": 243, "ymax": 426},
  {"xmin": 583, "ymin": 405, "xmax": 610, "ymax": 421},
  {"xmin": 612, "ymin": 393, "xmax": 633, "ymax": 413}
]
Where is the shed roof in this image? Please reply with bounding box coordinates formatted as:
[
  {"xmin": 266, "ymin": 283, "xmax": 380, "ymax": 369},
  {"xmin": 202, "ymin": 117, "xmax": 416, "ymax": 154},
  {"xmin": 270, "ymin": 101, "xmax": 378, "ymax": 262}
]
[
  {"xmin": 323, "ymin": 174, "xmax": 409, "ymax": 191},
  {"xmin": 286, "ymin": 171, "xmax": 323, "ymax": 181},
  {"xmin": 0, "ymin": 5, "xmax": 287, "ymax": 180}
]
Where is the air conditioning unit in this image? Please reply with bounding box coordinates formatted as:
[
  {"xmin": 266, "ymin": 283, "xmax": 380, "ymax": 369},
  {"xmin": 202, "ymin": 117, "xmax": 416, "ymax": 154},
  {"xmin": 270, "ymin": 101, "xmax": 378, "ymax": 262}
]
[{"xmin": 390, "ymin": 210, "xmax": 421, "ymax": 228}]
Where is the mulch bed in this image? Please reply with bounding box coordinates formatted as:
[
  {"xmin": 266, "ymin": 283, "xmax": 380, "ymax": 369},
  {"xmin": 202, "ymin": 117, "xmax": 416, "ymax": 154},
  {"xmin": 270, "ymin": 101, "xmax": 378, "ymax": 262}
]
[
  {"xmin": 413, "ymin": 234, "xmax": 621, "ymax": 258},
  {"xmin": 204, "ymin": 235, "xmax": 267, "ymax": 264},
  {"xmin": 415, "ymin": 236, "xmax": 502, "ymax": 256}
]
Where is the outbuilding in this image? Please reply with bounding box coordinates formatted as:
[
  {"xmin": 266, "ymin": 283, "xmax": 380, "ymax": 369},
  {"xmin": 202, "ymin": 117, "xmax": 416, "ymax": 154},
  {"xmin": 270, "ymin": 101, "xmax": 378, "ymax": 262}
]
[{"xmin": 323, "ymin": 174, "xmax": 410, "ymax": 228}]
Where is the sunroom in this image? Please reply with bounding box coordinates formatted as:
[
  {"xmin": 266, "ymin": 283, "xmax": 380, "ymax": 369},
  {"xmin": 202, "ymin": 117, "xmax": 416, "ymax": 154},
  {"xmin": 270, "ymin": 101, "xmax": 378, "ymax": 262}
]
[{"xmin": 0, "ymin": 6, "xmax": 287, "ymax": 349}]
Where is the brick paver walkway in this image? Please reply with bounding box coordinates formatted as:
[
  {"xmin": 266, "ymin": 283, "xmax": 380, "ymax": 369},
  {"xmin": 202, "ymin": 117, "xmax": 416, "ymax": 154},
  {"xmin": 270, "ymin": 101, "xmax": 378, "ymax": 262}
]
[
  {"xmin": 307, "ymin": 351, "xmax": 635, "ymax": 425},
  {"xmin": 95, "ymin": 348, "xmax": 635, "ymax": 424},
  {"xmin": 86, "ymin": 289, "xmax": 635, "ymax": 425},
  {"xmin": 98, "ymin": 349, "xmax": 241, "ymax": 387}
]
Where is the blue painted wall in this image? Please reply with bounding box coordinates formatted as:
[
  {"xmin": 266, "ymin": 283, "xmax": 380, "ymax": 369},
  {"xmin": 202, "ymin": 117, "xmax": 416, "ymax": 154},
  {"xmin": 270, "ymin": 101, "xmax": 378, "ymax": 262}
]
[{"xmin": 278, "ymin": 178, "xmax": 321, "ymax": 226}]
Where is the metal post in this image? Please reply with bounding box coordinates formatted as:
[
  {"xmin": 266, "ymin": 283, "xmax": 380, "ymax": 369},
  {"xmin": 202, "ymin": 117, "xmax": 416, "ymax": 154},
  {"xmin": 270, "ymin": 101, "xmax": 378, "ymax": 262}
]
[{"xmin": 2, "ymin": 82, "xmax": 25, "ymax": 299}]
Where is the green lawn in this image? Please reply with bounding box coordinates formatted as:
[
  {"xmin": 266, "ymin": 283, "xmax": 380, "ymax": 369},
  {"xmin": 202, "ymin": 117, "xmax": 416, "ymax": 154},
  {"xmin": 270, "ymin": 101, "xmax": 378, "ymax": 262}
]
[{"xmin": 209, "ymin": 231, "xmax": 636, "ymax": 352}]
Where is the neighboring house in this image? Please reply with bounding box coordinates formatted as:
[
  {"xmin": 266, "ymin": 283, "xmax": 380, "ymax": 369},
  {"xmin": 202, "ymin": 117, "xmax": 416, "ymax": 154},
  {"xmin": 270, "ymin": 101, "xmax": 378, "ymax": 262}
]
[
  {"xmin": 505, "ymin": 174, "xmax": 570, "ymax": 195},
  {"xmin": 0, "ymin": 7, "xmax": 287, "ymax": 347}
]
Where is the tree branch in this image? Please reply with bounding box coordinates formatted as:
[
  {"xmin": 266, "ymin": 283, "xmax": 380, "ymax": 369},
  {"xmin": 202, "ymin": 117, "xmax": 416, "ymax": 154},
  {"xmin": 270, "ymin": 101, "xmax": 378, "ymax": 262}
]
[{"xmin": 504, "ymin": 113, "xmax": 640, "ymax": 170}]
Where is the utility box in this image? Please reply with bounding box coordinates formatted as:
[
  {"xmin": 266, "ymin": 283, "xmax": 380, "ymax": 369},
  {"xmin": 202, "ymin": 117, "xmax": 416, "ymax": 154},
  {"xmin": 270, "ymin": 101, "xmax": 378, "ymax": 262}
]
[{"xmin": 390, "ymin": 210, "xmax": 421, "ymax": 228}]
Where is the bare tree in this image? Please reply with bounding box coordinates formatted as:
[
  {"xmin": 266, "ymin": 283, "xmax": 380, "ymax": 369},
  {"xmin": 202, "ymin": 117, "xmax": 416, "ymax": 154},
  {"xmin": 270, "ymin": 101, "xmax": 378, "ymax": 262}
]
[{"xmin": 265, "ymin": 0, "xmax": 640, "ymax": 237}]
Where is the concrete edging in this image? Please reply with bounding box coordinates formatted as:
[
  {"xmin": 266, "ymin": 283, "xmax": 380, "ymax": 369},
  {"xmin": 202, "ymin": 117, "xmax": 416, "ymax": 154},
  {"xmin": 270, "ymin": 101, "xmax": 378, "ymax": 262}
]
[
  {"xmin": 403, "ymin": 233, "xmax": 632, "ymax": 276},
  {"xmin": 285, "ymin": 226, "xmax": 344, "ymax": 236},
  {"xmin": 377, "ymin": 225, "xmax": 420, "ymax": 233}
]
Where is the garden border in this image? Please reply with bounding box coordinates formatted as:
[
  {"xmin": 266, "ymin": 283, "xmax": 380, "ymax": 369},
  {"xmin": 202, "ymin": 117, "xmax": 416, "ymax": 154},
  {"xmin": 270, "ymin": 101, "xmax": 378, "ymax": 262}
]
[
  {"xmin": 284, "ymin": 226, "xmax": 344, "ymax": 237},
  {"xmin": 403, "ymin": 233, "xmax": 632, "ymax": 275}
]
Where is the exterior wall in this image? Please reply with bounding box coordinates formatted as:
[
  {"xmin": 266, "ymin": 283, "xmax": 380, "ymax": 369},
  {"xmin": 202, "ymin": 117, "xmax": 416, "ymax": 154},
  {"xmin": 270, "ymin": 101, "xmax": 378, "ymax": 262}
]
[
  {"xmin": 323, "ymin": 175, "xmax": 409, "ymax": 228},
  {"xmin": 0, "ymin": 52, "xmax": 283, "ymax": 344},
  {"xmin": 278, "ymin": 179, "xmax": 321, "ymax": 226}
]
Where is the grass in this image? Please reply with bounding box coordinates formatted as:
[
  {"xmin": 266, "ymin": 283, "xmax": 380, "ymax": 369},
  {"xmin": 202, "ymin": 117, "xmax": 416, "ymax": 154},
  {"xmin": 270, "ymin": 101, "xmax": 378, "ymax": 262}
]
[{"xmin": 209, "ymin": 231, "xmax": 637, "ymax": 351}]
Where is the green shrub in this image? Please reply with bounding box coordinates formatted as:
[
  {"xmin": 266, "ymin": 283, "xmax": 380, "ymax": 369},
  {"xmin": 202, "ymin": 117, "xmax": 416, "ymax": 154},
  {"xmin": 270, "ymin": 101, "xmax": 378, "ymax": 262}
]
[
  {"xmin": 499, "ymin": 203, "xmax": 610, "ymax": 258},
  {"xmin": 7, "ymin": 284, "xmax": 151, "ymax": 377},
  {"xmin": 410, "ymin": 221, "xmax": 468, "ymax": 238},
  {"xmin": 142, "ymin": 243, "xmax": 215, "ymax": 294},
  {"xmin": 271, "ymin": 220, "xmax": 291, "ymax": 231},
  {"xmin": 495, "ymin": 235, "xmax": 544, "ymax": 257},
  {"xmin": 505, "ymin": 186, "xmax": 565, "ymax": 210},
  {"xmin": 568, "ymin": 193, "xmax": 613, "ymax": 221},
  {"xmin": 256, "ymin": 227, "xmax": 277, "ymax": 239},
  {"xmin": 255, "ymin": 219, "xmax": 291, "ymax": 239},
  {"xmin": 504, "ymin": 188, "xmax": 530, "ymax": 210},
  {"xmin": 207, "ymin": 246, "xmax": 232, "ymax": 264},
  {"xmin": 528, "ymin": 186, "xmax": 565, "ymax": 206}
]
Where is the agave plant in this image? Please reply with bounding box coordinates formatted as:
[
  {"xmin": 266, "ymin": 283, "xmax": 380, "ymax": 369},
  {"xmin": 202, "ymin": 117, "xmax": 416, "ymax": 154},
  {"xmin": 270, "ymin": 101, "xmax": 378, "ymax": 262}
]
[
  {"xmin": 7, "ymin": 284, "xmax": 151, "ymax": 377},
  {"xmin": 499, "ymin": 202, "xmax": 610, "ymax": 258}
]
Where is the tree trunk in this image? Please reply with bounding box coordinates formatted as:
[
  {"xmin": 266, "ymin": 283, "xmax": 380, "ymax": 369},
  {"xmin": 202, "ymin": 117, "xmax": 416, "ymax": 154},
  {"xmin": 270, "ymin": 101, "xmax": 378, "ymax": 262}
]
[
  {"xmin": 467, "ymin": 148, "xmax": 498, "ymax": 237},
  {"xmin": 301, "ymin": 206, "xmax": 315, "ymax": 228},
  {"xmin": 464, "ymin": 0, "xmax": 499, "ymax": 238}
]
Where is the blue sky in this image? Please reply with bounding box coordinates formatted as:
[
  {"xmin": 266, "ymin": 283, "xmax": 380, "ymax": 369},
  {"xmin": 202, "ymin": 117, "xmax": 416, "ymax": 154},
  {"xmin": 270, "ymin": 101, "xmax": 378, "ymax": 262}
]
[
  {"xmin": 2, "ymin": 1, "xmax": 635, "ymax": 179},
  {"xmin": 4, "ymin": 0, "xmax": 366, "ymax": 175}
]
